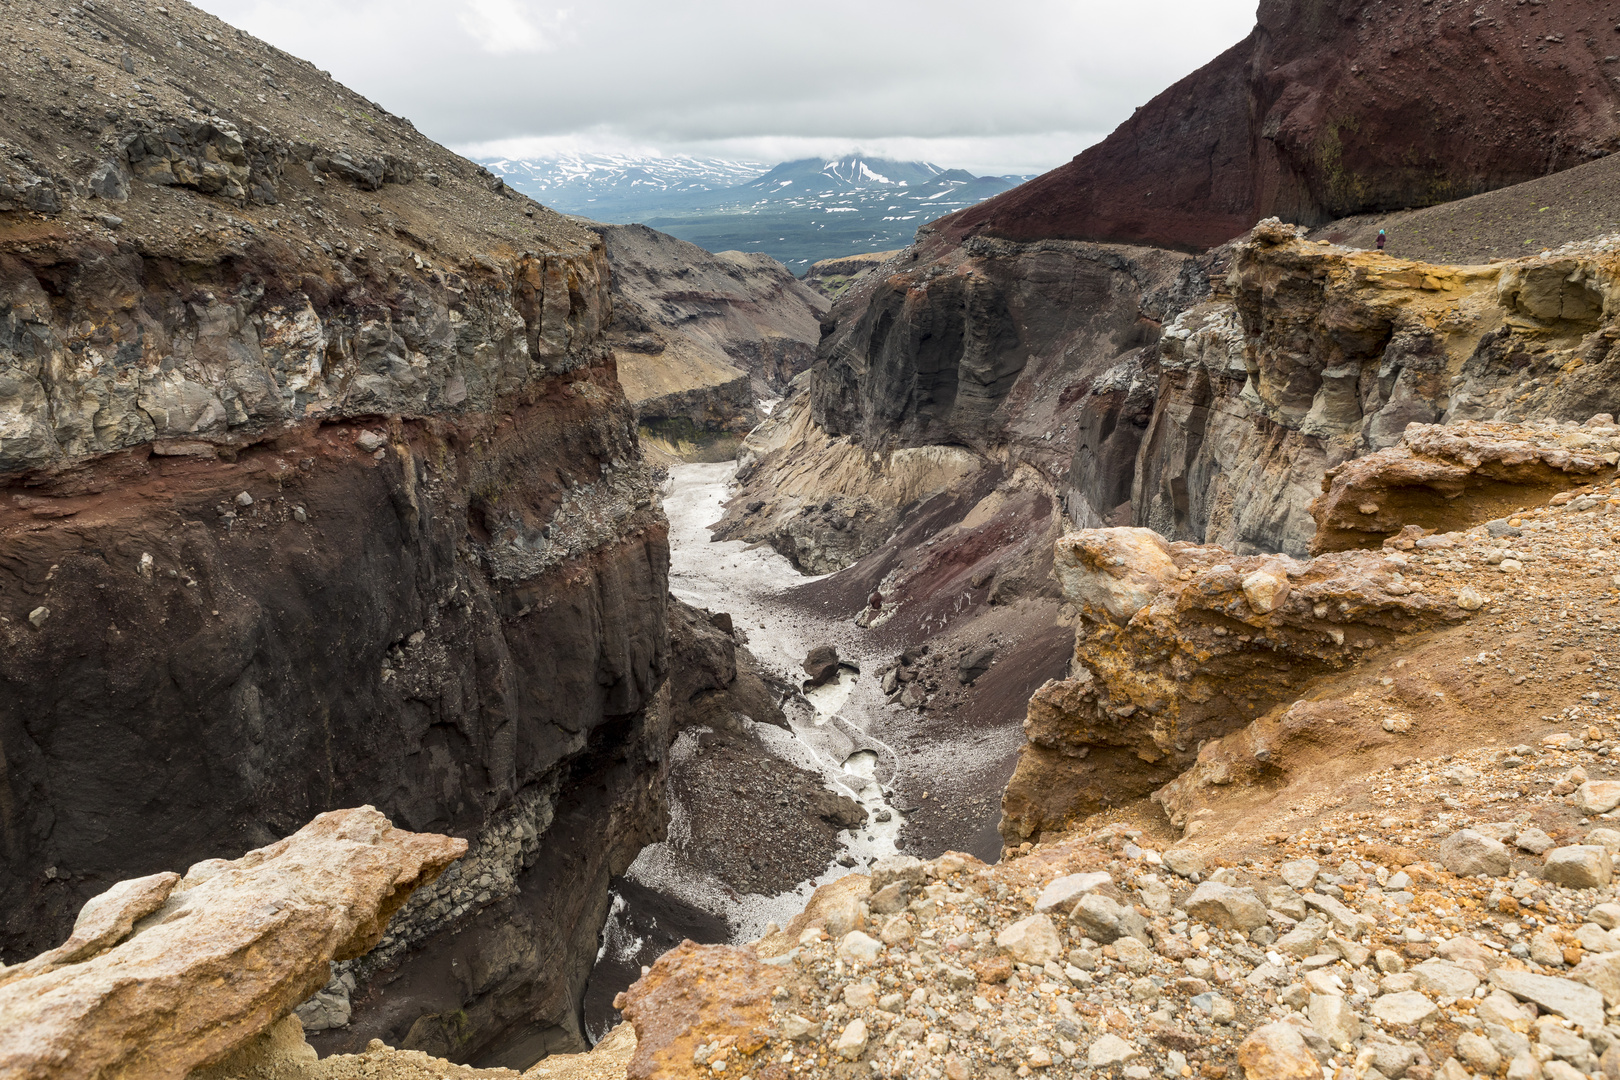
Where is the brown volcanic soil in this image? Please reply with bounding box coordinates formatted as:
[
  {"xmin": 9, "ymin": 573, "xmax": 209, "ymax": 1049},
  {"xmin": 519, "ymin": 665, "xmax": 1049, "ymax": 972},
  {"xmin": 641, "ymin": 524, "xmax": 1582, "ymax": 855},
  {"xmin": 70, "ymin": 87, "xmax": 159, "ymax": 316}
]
[
  {"xmin": 1311, "ymin": 151, "xmax": 1620, "ymax": 264},
  {"xmin": 935, "ymin": 0, "xmax": 1620, "ymax": 253}
]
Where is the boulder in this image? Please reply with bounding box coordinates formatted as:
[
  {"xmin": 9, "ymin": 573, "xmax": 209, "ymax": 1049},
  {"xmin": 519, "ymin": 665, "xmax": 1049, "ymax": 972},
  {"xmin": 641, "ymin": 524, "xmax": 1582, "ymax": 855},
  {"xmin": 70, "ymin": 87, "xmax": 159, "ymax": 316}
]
[
  {"xmin": 957, "ymin": 646, "xmax": 996, "ymax": 685},
  {"xmin": 1185, "ymin": 882, "xmax": 1269, "ymax": 932},
  {"xmin": 1489, "ymin": 970, "xmax": 1607, "ymax": 1030},
  {"xmin": 1571, "ymin": 952, "xmax": 1620, "ymax": 1007},
  {"xmin": 1088, "ymin": 1034, "xmax": 1142, "ymax": 1067},
  {"xmin": 1071, "ymin": 892, "xmax": 1148, "ymax": 944},
  {"xmin": 996, "ymin": 914, "xmax": 1063, "ymax": 965},
  {"xmin": 1576, "ymin": 782, "xmax": 1620, "ymax": 815},
  {"xmin": 1162, "ymin": 848, "xmax": 1207, "ymax": 879},
  {"xmin": 0, "ymin": 807, "xmax": 465, "ymax": 1080},
  {"xmin": 836, "ymin": 931, "xmax": 882, "ymax": 964},
  {"xmin": 802, "ymin": 645, "xmax": 841, "ymax": 687},
  {"xmin": 1307, "ymin": 993, "xmax": 1362, "ymax": 1047},
  {"xmin": 1440, "ymin": 829, "xmax": 1512, "ymax": 877},
  {"xmin": 1279, "ymin": 859, "xmax": 1320, "ymax": 891},
  {"xmin": 1544, "ymin": 846, "xmax": 1614, "ymax": 889},
  {"xmin": 1053, "ymin": 528, "xmax": 1180, "ymax": 620},
  {"xmin": 834, "ymin": 1019, "xmax": 868, "ymax": 1061},
  {"xmin": 1034, "ymin": 871, "xmax": 1112, "ymax": 913},
  {"xmin": 1237, "ymin": 1022, "xmax": 1322, "ymax": 1080},
  {"xmin": 1371, "ymin": 991, "xmax": 1439, "ymax": 1026},
  {"xmin": 1412, "ymin": 959, "xmax": 1481, "ymax": 999}
]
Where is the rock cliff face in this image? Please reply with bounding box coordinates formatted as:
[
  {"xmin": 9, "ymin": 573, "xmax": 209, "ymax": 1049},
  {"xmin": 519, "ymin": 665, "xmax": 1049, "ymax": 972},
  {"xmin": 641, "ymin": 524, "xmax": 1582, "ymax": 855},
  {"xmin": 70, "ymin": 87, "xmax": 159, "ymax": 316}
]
[
  {"xmin": 590, "ymin": 224, "xmax": 827, "ymax": 460},
  {"xmin": 1129, "ymin": 223, "xmax": 1620, "ymax": 557},
  {"xmin": 0, "ymin": 0, "xmax": 673, "ymax": 1067},
  {"xmin": 940, "ymin": 0, "xmax": 1620, "ymax": 252}
]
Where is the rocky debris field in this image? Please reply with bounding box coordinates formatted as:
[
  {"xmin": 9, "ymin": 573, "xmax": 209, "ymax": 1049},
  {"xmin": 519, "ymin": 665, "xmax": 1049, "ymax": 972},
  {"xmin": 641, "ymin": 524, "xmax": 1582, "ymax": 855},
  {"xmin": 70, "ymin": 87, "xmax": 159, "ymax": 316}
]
[{"xmin": 617, "ymin": 724, "xmax": 1620, "ymax": 1080}]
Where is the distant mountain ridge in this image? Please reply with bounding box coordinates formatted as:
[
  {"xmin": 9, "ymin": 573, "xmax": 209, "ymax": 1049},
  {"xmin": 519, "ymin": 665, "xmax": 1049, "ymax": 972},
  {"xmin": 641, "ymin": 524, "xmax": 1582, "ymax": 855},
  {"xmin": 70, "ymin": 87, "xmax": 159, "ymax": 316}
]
[{"xmin": 480, "ymin": 153, "xmax": 1031, "ymax": 269}]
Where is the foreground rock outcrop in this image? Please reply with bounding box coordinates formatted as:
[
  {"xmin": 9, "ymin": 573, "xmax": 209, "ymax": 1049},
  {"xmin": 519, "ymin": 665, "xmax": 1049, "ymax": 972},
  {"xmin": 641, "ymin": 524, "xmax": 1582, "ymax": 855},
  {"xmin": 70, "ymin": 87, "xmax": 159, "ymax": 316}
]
[
  {"xmin": 0, "ymin": 0, "xmax": 672, "ymax": 1066},
  {"xmin": 0, "ymin": 807, "xmax": 464, "ymax": 1079},
  {"xmin": 939, "ymin": 0, "xmax": 1620, "ymax": 251},
  {"xmin": 1308, "ymin": 420, "xmax": 1620, "ymax": 553},
  {"xmin": 999, "ymin": 524, "xmax": 1483, "ymax": 843}
]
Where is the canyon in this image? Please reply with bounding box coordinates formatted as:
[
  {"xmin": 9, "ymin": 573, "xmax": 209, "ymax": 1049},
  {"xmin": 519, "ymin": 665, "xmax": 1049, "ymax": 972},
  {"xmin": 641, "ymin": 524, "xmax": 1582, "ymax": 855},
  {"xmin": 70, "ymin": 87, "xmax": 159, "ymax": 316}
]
[{"xmin": 9, "ymin": 0, "xmax": 1620, "ymax": 1077}]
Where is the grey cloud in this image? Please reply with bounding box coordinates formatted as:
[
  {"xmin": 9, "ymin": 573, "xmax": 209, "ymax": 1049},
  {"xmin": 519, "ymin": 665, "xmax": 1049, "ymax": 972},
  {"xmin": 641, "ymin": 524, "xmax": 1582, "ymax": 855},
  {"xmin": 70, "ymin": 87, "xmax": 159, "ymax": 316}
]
[{"xmin": 192, "ymin": 0, "xmax": 1257, "ymax": 173}]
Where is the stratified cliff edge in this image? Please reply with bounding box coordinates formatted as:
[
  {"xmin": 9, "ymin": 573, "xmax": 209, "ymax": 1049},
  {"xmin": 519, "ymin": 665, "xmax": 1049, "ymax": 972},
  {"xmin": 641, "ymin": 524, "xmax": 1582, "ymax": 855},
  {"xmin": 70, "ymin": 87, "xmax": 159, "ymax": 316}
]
[
  {"xmin": 590, "ymin": 224, "xmax": 827, "ymax": 460},
  {"xmin": 0, "ymin": 0, "xmax": 671, "ymax": 1067},
  {"xmin": 940, "ymin": 0, "xmax": 1620, "ymax": 252}
]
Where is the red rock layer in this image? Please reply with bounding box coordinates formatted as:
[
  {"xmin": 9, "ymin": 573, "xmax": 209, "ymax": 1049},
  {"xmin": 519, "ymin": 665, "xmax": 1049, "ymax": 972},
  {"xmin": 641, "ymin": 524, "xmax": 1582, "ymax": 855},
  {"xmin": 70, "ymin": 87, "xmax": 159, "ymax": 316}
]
[{"xmin": 938, "ymin": 0, "xmax": 1620, "ymax": 252}]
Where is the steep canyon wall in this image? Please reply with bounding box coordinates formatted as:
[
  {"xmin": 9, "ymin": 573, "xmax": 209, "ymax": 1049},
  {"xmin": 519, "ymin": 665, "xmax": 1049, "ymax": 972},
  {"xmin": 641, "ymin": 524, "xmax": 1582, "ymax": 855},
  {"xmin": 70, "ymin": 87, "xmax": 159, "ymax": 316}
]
[{"xmin": 0, "ymin": 0, "xmax": 682, "ymax": 1067}]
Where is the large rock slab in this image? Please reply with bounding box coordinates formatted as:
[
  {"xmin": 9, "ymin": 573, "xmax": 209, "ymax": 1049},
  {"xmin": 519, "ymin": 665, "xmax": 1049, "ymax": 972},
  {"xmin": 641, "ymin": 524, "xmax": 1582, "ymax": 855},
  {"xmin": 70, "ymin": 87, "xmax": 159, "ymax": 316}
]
[
  {"xmin": 1185, "ymin": 882, "xmax": 1269, "ymax": 932},
  {"xmin": 0, "ymin": 807, "xmax": 465, "ymax": 1079},
  {"xmin": 1489, "ymin": 970, "xmax": 1608, "ymax": 1031},
  {"xmin": 620, "ymin": 941, "xmax": 776, "ymax": 1080}
]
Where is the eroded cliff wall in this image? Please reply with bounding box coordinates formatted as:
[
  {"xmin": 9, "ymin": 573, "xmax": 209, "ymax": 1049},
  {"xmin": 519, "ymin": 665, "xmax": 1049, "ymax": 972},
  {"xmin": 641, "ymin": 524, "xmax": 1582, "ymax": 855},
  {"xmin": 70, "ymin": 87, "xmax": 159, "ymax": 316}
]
[{"xmin": 0, "ymin": 0, "xmax": 674, "ymax": 1067}]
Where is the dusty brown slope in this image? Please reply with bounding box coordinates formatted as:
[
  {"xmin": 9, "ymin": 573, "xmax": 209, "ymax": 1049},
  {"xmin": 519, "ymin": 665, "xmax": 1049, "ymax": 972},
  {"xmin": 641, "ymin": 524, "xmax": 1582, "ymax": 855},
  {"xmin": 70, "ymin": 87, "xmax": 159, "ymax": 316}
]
[{"xmin": 1311, "ymin": 152, "xmax": 1620, "ymax": 264}]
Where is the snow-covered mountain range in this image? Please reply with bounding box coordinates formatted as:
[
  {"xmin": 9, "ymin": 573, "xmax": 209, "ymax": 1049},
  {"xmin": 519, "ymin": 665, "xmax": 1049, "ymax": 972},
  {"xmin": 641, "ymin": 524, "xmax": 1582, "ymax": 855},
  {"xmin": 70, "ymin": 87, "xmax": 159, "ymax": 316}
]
[{"xmin": 479, "ymin": 153, "xmax": 1031, "ymax": 269}]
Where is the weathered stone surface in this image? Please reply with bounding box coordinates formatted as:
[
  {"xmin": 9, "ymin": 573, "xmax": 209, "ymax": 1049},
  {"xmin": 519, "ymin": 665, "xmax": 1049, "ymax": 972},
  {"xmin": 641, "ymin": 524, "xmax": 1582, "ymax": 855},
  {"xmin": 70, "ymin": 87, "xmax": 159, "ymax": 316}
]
[
  {"xmin": 1489, "ymin": 970, "xmax": 1607, "ymax": 1031},
  {"xmin": 1413, "ymin": 959, "xmax": 1481, "ymax": 999},
  {"xmin": 620, "ymin": 941, "xmax": 775, "ymax": 1080},
  {"xmin": 1034, "ymin": 872, "xmax": 1112, "ymax": 913},
  {"xmin": 1577, "ymin": 782, "xmax": 1620, "ymax": 816},
  {"xmin": 996, "ymin": 914, "xmax": 1063, "ymax": 965},
  {"xmin": 0, "ymin": 807, "xmax": 464, "ymax": 1079},
  {"xmin": 1089, "ymin": 1034, "xmax": 1142, "ymax": 1067},
  {"xmin": 1310, "ymin": 423, "xmax": 1619, "ymax": 554},
  {"xmin": 1308, "ymin": 993, "xmax": 1362, "ymax": 1048},
  {"xmin": 1237, "ymin": 1023, "xmax": 1322, "ymax": 1080},
  {"xmin": 1440, "ymin": 830, "xmax": 1513, "ymax": 878},
  {"xmin": 1544, "ymin": 847, "xmax": 1615, "ymax": 890},
  {"xmin": 1071, "ymin": 892, "xmax": 1147, "ymax": 945},
  {"xmin": 1372, "ymin": 991, "xmax": 1440, "ymax": 1026},
  {"xmin": 1053, "ymin": 528, "xmax": 1181, "ymax": 621},
  {"xmin": 1185, "ymin": 883, "xmax": 1269, "ymax": 933}
]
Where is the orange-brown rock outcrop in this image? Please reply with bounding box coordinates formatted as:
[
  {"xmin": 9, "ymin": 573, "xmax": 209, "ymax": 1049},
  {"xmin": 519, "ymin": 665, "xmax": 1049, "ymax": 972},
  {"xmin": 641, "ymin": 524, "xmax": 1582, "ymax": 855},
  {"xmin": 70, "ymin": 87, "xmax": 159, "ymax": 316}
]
[
  {"xmin": 1309, "ymin": 420, "xmax": 1619, "ymax": 553},
  {"xmin": 1000, "ymin": 526, "xmax": 1483, "ymax": 843}
]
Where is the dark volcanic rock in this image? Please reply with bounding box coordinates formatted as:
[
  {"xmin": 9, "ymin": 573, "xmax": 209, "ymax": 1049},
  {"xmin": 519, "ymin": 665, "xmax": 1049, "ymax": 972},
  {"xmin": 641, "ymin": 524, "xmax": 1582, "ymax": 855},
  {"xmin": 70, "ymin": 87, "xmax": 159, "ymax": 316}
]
[
  {"xmin": 802, "ymin": 645, "xmax": 841, "ymax": 687},
  {"xmin": 938, "ymin": 0, "xmax": 1620, "ymax": 252},
  {"xmin": 957, "ymin": 646, "xmax": 996, "ymax": 686}
]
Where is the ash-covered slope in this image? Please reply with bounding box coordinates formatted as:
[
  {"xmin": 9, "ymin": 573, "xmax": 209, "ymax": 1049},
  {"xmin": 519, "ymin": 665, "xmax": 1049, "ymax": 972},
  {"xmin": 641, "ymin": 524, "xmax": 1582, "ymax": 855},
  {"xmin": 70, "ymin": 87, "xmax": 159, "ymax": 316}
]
[
  {"xmin": 941, "ymin": 0, "xmax": 1620, "ymax": 252},
  {"xmin": 0, "ymin": 0, "xmax": 676, "ymax": 1068}
]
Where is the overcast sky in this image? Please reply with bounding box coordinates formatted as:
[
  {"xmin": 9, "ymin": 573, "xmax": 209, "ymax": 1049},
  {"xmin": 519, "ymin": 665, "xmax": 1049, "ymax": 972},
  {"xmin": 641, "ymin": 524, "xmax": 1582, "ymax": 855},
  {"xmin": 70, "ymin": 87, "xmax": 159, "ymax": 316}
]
[{"xmin": 190, "ymin": 0, "xmax": 1258, "ymax": 176}]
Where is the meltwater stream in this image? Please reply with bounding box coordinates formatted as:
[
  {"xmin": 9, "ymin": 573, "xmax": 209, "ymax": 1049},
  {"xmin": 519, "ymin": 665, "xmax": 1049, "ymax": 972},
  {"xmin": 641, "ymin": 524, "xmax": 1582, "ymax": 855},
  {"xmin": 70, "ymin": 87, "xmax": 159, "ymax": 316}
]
[
  {"xmin": 586, "ymin": 462, "xmax": 909, "ymax": 1038},
  {"xmin": 641, "ymin": 461, "xmax": 906, "ymax": 919}
]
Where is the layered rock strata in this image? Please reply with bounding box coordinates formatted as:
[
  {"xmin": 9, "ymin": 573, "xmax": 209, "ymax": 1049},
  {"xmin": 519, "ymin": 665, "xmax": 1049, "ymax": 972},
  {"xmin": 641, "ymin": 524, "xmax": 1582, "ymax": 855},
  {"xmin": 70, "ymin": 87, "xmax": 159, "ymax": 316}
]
[
  {"xmin": 1131, "ymin": 223, "xmax": 1620, "ymax": 556},
  {"xmin": 939, "ymin": 0, "xmax": 1620, "ymax": 251},
  {"xmin": 591, "ymin": 224, "xmax": 826, "ymax": 460},
  {"xmin": 0, "ymin": 0, "xmax": 674, "ymax": 1067},
  {"xmin": 1308, "ymin": 420, "xmax": 1620, "ymax": 553}
]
